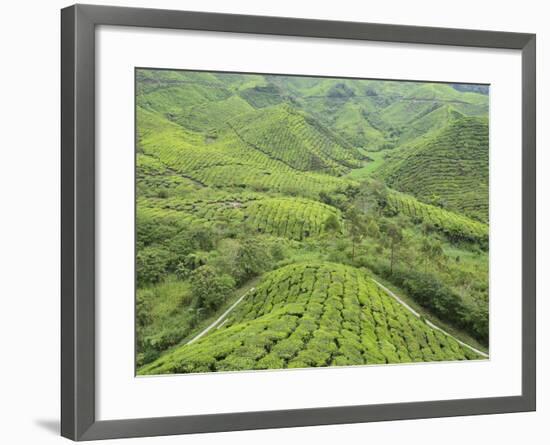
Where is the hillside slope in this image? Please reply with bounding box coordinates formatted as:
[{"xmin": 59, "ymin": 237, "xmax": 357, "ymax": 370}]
[
  {"xmin": 377, "ymin": 116, "xmax": 489, "ymax": 221},
  {"xmin": 140, "ymin": 263, "xmax": 481, "ymax": 374},
  {"xmin": 387, "ymin": 190, "xmax": 488, "ymax": 245},
  {"xmin": 135, "ymin": 69, "xmax": 491, "ymax": 374},
  {"xmin": 137, "ymin": 106, "xmax": 352, "ymax": 198},
  {"xmin": 138, "ymin": 194, "xmax": 342, "ymax": 241},
  {"xmin": 289, "ymin": 81, "xmax": 487, "ymax": 149},
  {"xmin": 228, "ymin": 104, "xmax": 365, "ymax": 175}
]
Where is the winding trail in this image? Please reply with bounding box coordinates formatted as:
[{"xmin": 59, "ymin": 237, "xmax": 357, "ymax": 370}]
[
  {"xmin": 186, "ymin": 287, "xmax": 255, "ymax": 345},
  {"xmin": 371, "ymin": 278, "xmax": 489, "ymax": 358}
]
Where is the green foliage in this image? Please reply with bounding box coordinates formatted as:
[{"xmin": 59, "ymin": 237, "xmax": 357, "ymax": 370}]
[
  {"xmin": 353, "ymin": 179, "xmax": 389, "ymax": 215},
  {"xmin": 324, "ymin": 213, "xmax": 341, "ymax": 232},
  {"xmin": 345, "ymin": 207, "xmax": 367, "ymax": 260},
  {"xmin": 379, "ymin": 218, "xmax": 405, "ymax": 275},
  {"xmin": 172, "ymin": 95, "xmax": 254, "ymax": 133},
  {"xmin": 231, "ymin": 238, "xmax": 273, "ymax": 284},
  {"xmin": 189, "ymin": 265, "xmax": 235, "ymax": 312},
  {"xmin": 387, "ymin": 191, "xmax": 488, "ymax": 246},
  {"xmin": 138, "ymin": 104, "xmax": 352, "ymax": 198},
  {"xmin": 239, "ymin": 83, "xmax": 286, "ymax": 108},
  {"xmin": 139, "ymin": 263, "xmax": 481, "ymax": 374},
  {"xmin": 135, "ymin": 277, "xmax": 195, "ymax": 367},
  {"xmin": 420, "ymin": 238, "xmax": 445, "ymax": 272},
  {"xmin": 228, "ymin": 104, "xmax": 364, "ymax": 175},
  {"xmin": 135, "ymin": 69, "xmax": 490, "ymax": 374},
  {"xmin": 246, "ymin": 197, "xmax": 341, "ymax": 240},
  {"xmin": 136, "ymin": 246, "xmax": 172, "ymax": 286},
  {"xmin": 270, "ymin": 242, "xmax": 286, "ymax": 261},
  {"xmin": 136, "ymin": 292, "xmax": 153, "ymax": 328},
  {"xmin": 377, "ymin": 117, "xmax": 489, "ymax": 221},
  {"xmin": 175, "ymin": 252, "xmax": 208, "ymax": 280},
  {"xmin": 377, "ymin": 266, "xmax": 488, "ymax": 344}
]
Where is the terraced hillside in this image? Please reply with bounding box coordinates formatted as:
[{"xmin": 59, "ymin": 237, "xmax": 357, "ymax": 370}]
[
  {"xmin": 137, "ymin": 106, "xmax": 351, "ymax": 199},
  {"xmin": 229, "ymin": 104, "xmax": 364, "ymax": 175},
  {"xmin": 137, "ymin": 69, "xmax": 233, "ymax": 116},
  {"xmin": 377, "ymin": 117, "xmax": 489, "ymax": 221},
  {"xmin": 387, "ymin": 191, "xmax": 488, "ymax": 245},
  {"xmin": 270, "ymin": 79, "xmax": 488, "ymax": 151},
  {"xmin": 135, "ymin": 69, "xmax": 490, "ymax": 375},
  {"xmin": 396, "ymin": 104, "xmax": 465, "ymax": 144},
  {"xmin": 140, "ymin": 263, "xmax": 481, "ymax": 374},
  {"xmin": 138, "ymin": 195, "xmax": 341, "ymax": 241},
  {"xmin": 244, "ymin": 198, "xmax": 341, "ymax": 240}
]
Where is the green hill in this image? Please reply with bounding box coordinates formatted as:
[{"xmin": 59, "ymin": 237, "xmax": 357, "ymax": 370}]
[
  {"xmin": 228, "ymin": 104, "xmax": 365, "ymax": 175},
  {"xmin": 267, "ymin": 78, "xmax": 488, "ymax": 152},
  {"xmin": 396, "ymin": 104, "xmax": 464, "ymax": 144},
  {"xmin": 377, "ymin": 116, "xmax": 489, "ymax": 221},
  {"xmin": 387, "ymin": 190, "xmax": 488, "ymax": 245},
  {"xmin": 327, "ymin": 101, "xmax": 388, "ymax": 149},
  {"xmin": 137, "ymin": 106, "xmax": 352, "ymax": 199},
  {"xmin": 135, "ymin": 69, "xmax": 490, "ymax": 374},
  {"xmin": 138, "ymin": 195, "xmax": 341, "ymax": 241},
  {"xmin": 244, "ymin": 197, "xmax": 341, "ymax": 240},
  {"xmin": 170, "ymin": 95, "xmax": 254, "ymax": 133},
  {"xmin": 139, "ymin": 263, "xmax": 481, "ymax": 374},
  {"xmin": 137, "ymin": 70, "xmax": 232, "ymax": 113},
  {"xmin": 239, "ymin": 83, "xmax": 287, "ymax": 108}
]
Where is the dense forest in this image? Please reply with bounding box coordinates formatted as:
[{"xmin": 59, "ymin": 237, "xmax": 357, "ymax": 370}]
[{"xmin": 135, "ymin": 69, "xmax": 489, "ymax": 374}]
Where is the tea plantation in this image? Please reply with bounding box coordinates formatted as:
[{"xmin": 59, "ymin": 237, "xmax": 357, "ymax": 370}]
[
  {"xmin": 136, "ymin": 69, "xmax": 490, "ymax": 374},
  {"xmin": 387, "ymin": 191, "xmax": 488, "ymax": 245},
  {"xmin": 377, "ymin": 116, "xmax": 489, "ymax": 222},
  {"xmin": 140, "ymin": 263, "xmax": 480, "ymax": 375}
]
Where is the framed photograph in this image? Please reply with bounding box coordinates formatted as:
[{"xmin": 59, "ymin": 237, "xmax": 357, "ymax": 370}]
[{"xmin": 61, "ymin": 4, "xmax": 536, "ymax": 441}]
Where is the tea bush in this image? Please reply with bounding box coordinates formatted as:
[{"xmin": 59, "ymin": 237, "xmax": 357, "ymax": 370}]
[{"xmin": 140, "ymin": 263, "xmax": 482, "ymax": 374}]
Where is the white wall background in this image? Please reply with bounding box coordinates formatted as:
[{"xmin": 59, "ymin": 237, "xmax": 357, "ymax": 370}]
[{"xmin": 0, "ymin": 0, "xmax": 546, "ymax": 443}]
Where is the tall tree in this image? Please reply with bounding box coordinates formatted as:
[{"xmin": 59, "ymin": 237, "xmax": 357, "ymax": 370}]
[
  {"xmin": 383, "ymin": 221, "xmax": 403, "ymax": 275},
  {"xmin": 345, "ymin": 207, "xmax": 367, "ymax": 261},
  {"xmin": 355, "ymin": 179, "xmax": 388, "ymax": 216}
]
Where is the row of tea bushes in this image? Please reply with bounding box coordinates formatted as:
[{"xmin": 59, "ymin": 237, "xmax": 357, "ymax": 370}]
[{"xmin": 139, "ymin": 263, "xmax": 482, "ymax": 375}]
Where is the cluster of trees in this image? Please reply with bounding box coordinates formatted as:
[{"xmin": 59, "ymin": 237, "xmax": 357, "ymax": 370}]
[
  {"xmin": 379, "ymin": 267, "xmax": 488, "ymax": 344},
  {"xmin": 315, "ymin": 179, "xmax": 488, "ymax": 346},
  {"xmin": 188, "ymin": 265, "xmax": 235, "ymax": 313},
  {"xmin": 136, "ymin": 225, "xmax": 213, "ymax": 287},
  {"xmin": 138, "ymin": 222, "xmax": 283, "ymax": 316},
  {"xmin": 136, "ymin": 220, "xmax": 287, "ymax": 367}
]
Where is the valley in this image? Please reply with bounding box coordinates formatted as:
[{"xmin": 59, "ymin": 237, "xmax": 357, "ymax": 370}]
[{"xmin": 135, "ymin": 69, "xmax": 490, "ymax": 374}]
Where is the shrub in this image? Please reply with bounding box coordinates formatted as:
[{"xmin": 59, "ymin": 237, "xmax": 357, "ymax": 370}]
[
  {"xmin": 136, "ymin": 290, "xmax": 153, "ymax": 327},
  {"xmin": 188, "ymin": 226, "xmax": 217, "ymax": 251},
  {"xmin": 231, "ymin": 238, "xmax": 273, "ymax": 284},
  {"xmin": 388, "ymin": 267, "xmax": 488, "ymax": 345},
  {"xmin": 175, "ymin": 252, "xmax": 208, "ymax": 279},
  {"xmin": 270, "ymin": 242, "xmax": 286, "ymax": 261},
  {"xmin": 189, "ymin": 265, "xmax": 235, "ymax": 312},
  {"xmin": 324, "ymin": 213, "xmax": 341, "ymax": 232},
  {"xmin": 136, "ymin": 246, "xmax": 172, "ymax": 286}
]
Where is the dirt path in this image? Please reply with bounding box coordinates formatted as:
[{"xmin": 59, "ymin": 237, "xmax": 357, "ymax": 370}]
[
  {"xmin": 186, "ymin": 287, "xmax": 255, "ymax": 345},
  {"xmin": 371, "ymin": 278, "xmax": 489, "ymax": 358}
]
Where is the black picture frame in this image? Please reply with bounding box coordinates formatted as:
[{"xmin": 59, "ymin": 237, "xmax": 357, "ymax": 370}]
[{"xmin": 61, "ymin": 4, "xmax": 536, "ymax": 441}]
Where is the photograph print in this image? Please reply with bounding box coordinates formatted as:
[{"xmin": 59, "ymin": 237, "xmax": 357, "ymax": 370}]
[{"xmin": 135, "ymin": 68, "xmax": 489, "ymax": 376}]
